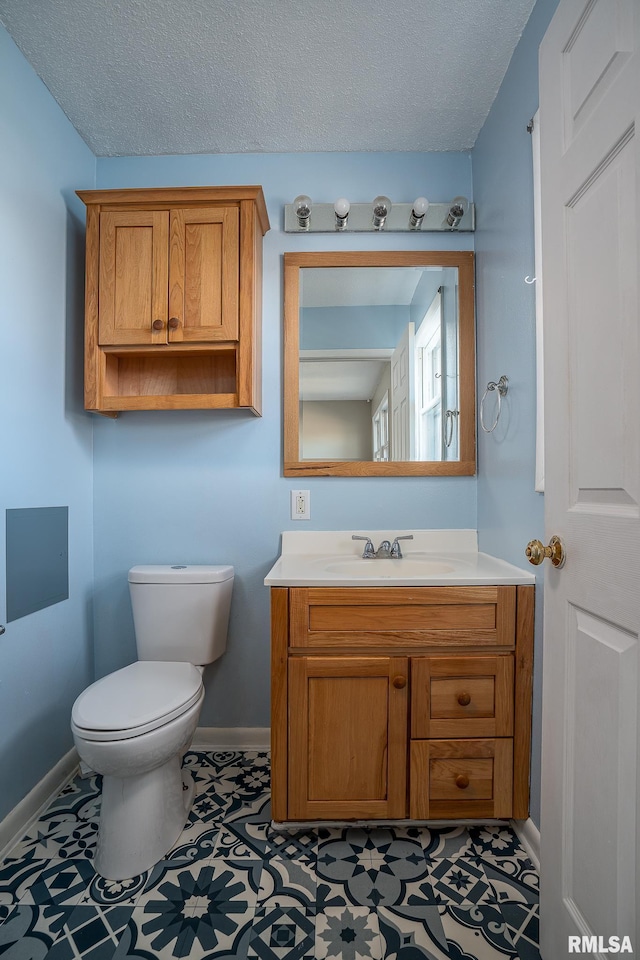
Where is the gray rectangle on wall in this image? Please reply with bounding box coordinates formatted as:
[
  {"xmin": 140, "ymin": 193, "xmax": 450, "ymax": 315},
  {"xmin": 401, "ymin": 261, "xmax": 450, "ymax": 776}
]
[{"xmin": 6, "ymin": 507, "xmax": 69, "ymax": 622}]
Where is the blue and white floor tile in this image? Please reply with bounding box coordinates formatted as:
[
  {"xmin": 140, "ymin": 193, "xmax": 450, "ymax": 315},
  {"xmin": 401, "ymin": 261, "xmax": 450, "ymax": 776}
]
[
  {"xmin": 248, "ymin": 906, "xmax": 315, "ymax": 960},
  {"xmin": 315, "ymin": 907, "xmax": 383, "ymax": 960},
  {"xmin": 0, "ymin": 750, "xmax": 541, "ymax": 959}
]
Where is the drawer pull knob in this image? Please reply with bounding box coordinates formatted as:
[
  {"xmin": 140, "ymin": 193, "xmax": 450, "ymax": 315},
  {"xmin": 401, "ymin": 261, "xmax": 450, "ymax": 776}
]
[
  {"xmin": 392, "ymin": 676, "xmax": 406, "ymax": 689},
  {"xmin": 152, "ymin": 319, "xmax": 164, "ymax": 331},
  {"xmin": 457, "ymin": 692, "xmax": 471, "ymax": 706},
  {"xmin": 455, "ymin": 774, "xmax": 470, "ymax": 789},
  {"xmin": 168, "ymin": 317, "xmax": 181, "ymax": 329}
]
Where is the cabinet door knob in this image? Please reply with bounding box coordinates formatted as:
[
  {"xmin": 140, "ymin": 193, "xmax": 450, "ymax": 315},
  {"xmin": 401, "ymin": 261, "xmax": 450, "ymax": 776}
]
[
  {"xmin": 457, "ymin": 691, "xmax": 471, "ymax": 706},
  {"xmin": 392, "ymin": 676, "xmax": 406, "ymax": 689},
  {"xmin": 168, "ymin": 317, "xmax": 181, "ymax": 329},
  {"xmin": 152, "ymin": 319, "xmax": 164, "ymax": 331},
  {"xmin": 455, "ymin": 774, "xmax": 470, "ymax": 789}
]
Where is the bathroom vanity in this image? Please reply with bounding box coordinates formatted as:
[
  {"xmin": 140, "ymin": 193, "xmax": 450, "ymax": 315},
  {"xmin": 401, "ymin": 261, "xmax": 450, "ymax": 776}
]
[{"xmin": 265, "ymin": 531, "xmax": 535, "ymax": 824}]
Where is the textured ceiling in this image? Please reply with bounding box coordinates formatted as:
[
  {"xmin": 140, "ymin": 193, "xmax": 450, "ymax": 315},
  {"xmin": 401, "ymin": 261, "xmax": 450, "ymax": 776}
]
[{"xmin": 0, "ymin": 0, "xmax": 536, "ymax": 157}]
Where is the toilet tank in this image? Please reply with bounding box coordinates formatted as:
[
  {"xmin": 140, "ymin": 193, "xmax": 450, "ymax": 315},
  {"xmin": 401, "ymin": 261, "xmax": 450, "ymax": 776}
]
[{"xmin": 128, "ymin": 565, "xmax": 234, "ymax": 664}]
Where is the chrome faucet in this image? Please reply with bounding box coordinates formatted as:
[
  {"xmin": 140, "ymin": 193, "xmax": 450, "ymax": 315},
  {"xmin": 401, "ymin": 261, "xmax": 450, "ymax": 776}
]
[
  {"xmin": 352, "ymin": 534, "xmax": 414, "ymax": 559},
  {"xmin": 390, "ymin": 535, "xmax": 414, "ymax": 558},
  {"xmin": 352, "ymin": 535, "xmax": 376, "ymax": 559}
]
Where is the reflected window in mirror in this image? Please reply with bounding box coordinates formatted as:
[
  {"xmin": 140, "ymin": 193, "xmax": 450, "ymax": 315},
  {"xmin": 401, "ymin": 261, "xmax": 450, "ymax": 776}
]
[{"xmin": 284, "ymin": 252, "xmax": 476, "ymax": 477}]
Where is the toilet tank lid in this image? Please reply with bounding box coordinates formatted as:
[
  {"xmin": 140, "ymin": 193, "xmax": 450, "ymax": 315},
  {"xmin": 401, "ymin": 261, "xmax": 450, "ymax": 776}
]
[{"xmin": 128, "ymin": 564, "xmax": 234, "ymax": 584}]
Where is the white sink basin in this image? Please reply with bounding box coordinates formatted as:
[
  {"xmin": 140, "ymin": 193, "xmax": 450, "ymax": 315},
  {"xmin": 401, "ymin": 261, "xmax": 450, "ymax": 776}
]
[
  {"xmin": 264, "ymin": 531, "xmax": 537, "ymax": 587},
  {"xmin": 322, "ymin": 558, "xmax": 455, "ymax": 577}
]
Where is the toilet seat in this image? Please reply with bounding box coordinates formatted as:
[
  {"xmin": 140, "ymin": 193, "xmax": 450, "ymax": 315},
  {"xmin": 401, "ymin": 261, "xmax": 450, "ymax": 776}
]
[{"xmin": 72, "ymin": 661, "xmax": 203, "ymax": 742}]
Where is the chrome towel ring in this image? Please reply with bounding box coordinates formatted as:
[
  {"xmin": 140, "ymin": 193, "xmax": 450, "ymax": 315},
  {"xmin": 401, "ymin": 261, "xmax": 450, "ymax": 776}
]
[
  {"xmin": 480, "ymin": 375, "xmax": 509, "ymax": 433},
  {"xmin": 444, "ymin": 409, "xmax": 459, "ymax": 447}
]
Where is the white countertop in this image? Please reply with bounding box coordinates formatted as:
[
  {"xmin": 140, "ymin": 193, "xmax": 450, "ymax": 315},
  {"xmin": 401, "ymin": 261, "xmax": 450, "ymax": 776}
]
[{"xmin": 264, "ymin": 530, "xmax": 535, "ymax": 587}]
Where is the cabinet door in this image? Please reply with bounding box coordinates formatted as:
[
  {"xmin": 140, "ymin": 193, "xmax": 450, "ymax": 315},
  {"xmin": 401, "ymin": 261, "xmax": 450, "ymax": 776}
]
[
  {"xmin": 288, "ymin": 656, "xmax": 408, "ymax": 820},
  {"xmin": 98, "ymin": 210, "xmax": 169, "ymax": 345},
  {"xmin": 168, "ymin": 207, "xmax": 239, "ymax": 342}
]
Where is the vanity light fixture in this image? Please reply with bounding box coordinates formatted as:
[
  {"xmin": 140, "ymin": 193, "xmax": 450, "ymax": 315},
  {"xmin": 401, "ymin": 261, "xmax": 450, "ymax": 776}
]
[
  {"xmin": 446, "ymin": 196, "xmax": 469, "ymax": 229},
  {"xmin": 334, "ymin": 198, "xmax": 350, "ymax": 231},
  {"xmin": 372, "ymin": 196, "xmax": 392, "ymax": 230},
  {"xmin": 294, "ymin": 194, "xmax": 312, "ymax": 229},
  {"xmin": 409, "ymin": 196, "xmax": 429, "ymax": 229},
  {"xmin": 284, "ymin": 195, "xmax": 475, "ymax": 232}
]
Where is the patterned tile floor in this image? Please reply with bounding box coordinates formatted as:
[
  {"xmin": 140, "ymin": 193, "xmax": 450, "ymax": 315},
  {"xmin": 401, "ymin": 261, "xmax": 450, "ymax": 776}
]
[{"xmin": 0, "ymin": 750, "xmax": 540, "ymax": 959}]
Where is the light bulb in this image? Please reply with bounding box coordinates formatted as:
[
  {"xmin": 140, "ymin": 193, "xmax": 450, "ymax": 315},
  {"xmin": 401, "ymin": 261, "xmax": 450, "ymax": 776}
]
[
  {"xmin": 409, "ymin": 196, "xmax": 429, "ymax": 229},
  {"xmin": 294, "ymin": 195, "xmax": 312, "ymax": 229},
  {"xmin": 372, "ymin": 196, "xmax": 392, "ymax": 229},
  {"xmin": 447, "ymin": 196, "xmax": 469, "ymax": 228},
  {"xmin": 334, "ymin": 198, "xmax": 350, "ymax": 231}
]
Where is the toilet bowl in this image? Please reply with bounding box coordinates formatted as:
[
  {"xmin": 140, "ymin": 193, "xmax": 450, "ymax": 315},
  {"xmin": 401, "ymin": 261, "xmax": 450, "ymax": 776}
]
[{"xmin": 71, "ymin": 565, "xmax": 233, "ymax": 880}]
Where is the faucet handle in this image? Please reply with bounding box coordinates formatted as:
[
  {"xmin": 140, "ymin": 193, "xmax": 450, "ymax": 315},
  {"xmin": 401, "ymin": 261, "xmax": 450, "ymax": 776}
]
[
  {"xmin": 390, "ymin": 534, "xmax": 414, "ymax": 559},
  {"xmin": 352, "ymin": 535, "xmax": 375, "ymax": 559}
]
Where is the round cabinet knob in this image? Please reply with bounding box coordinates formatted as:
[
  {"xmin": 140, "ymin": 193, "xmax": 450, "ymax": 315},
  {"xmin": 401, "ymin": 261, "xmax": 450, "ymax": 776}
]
[
  {"xmin": 152, "ymin": 319, "xmax": 164, "ymax": 331},
  {"xmin": 457, "ymin": 692, "xmax": 471, "ymax": 706},
  {"xmin": 525, "ymin": 535, "xmax": 566, "ymax": 568},
  {"xmin": 455, "ymin": 774, "xmax": 470, "ymax": 789},
  {"xmin": 392, "ymin": 676, "xmax": 406, "ymax": 689},
  {"xmin": 168, "ymin": 317, "xmax": 181, "ymax": 330}
]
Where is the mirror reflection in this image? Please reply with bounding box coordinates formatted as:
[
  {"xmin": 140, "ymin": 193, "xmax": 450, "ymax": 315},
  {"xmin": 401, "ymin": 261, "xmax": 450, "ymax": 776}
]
[
  {"xmin": 300, "ymin": 266, "xmax": 459, "ymax": 462},
  {"xmin": 284, "ymin": 252, "xmax": 476, "ymax": 478}
]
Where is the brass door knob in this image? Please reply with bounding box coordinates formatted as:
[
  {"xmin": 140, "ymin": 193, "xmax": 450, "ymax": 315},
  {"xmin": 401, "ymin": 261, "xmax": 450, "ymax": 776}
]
[
  {"xmin": 392, "ymin": 676, "xmax": 406, "ymax": 689},
  {"xmin": 525, "ymin": 535, "xmax": 565, "ymax": 568},
  {"xmin": 457, "ymin": 692, "xmax": 471, "ymax": 706},
  {"xmin": 455, "ymin": 774, "xmax": 470, "ymax": 789},
  {"xmin": 168, "ymin": 317, "xmax": 181, "ymax": 329},
  {"xmin": 152, "ymin": 319, "xmax": 164, "ymax": 331}
]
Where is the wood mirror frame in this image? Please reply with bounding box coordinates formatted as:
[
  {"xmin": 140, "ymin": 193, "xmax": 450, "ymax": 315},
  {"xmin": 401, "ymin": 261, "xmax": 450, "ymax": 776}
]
[{"xmin": 283, "ymin": 250, "xmax": 476, "ymax": 477}]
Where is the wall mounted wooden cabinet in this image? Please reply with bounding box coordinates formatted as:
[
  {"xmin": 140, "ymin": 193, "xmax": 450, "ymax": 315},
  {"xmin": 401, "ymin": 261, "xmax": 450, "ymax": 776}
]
[
  {"xmin": 77, "ymin": 186, "xmax": 269, "ymax": 416},
  {"xmin": 270, "ymin": 585, "xmax": 534, "ymax": 823}
]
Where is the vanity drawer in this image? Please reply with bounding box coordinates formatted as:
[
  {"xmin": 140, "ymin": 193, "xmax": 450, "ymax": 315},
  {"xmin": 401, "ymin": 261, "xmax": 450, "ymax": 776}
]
[
  {"xmin": 410, "ymin": 738, "xmax": 513, "ymax": 819},
  {"xmin": 289, "ymin": 587, "xmax": 516, "ymax": 649},
  {"xmin": 411, "ymin": 656, "xmax": 514, "ymax": 739}
]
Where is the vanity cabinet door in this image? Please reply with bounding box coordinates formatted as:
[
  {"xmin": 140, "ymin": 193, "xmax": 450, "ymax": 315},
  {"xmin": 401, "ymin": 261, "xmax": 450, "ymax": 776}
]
[{"xmin": 288, "ymin": 656, "xmax": 408, "ymax": 820}]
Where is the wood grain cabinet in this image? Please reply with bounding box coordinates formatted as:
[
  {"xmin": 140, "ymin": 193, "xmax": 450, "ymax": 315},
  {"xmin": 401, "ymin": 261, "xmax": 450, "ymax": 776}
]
[
  {"xmin": 270, "ymin": 585, "xmax": 534, "ymax": 823},
  {"xmin": 77, "ymin": 186, "xmax": 269, "ymax": 415}
]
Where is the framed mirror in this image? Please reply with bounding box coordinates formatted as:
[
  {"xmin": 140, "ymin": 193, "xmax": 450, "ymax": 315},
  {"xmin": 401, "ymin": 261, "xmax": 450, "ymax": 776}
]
[{"xmin": 283, "ymin": 251, "xmax": 476, "ymax": 476}]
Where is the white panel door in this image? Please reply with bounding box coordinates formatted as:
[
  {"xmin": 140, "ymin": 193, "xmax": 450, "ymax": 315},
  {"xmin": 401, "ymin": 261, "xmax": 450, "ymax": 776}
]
[
  {"xmin": 538, "ymin": 0, "xmax": 639, "ymax": 955},
  {"xmin": 390, "ymin": 322, "xmax": 415, "ymax": 461}
]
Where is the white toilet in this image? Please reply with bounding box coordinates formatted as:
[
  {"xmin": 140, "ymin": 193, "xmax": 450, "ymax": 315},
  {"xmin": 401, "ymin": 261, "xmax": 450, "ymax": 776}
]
[{"xmin": 71, "ymin": 564, "xmax": 234, "ymax": 880}]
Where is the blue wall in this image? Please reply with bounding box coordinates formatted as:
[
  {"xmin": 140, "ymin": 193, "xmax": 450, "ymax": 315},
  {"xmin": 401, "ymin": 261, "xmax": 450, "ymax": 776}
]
[
  {"xmin": 473, "ymin": 0, "xmax": 560, "ymax": 827},
  {"xmin": 301, "ymin": 305, "xmax": 409, "ymax": 350},
  {"xmin": 92, "ymin": 152, "xmax": 476, "ymax": 726},
  {"xmin": 0, "ymin": 27, "xmax": 96, "ymax": 821}
]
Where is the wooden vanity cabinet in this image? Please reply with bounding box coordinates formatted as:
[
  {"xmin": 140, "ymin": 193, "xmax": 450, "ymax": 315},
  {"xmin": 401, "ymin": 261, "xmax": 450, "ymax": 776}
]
[
  {"xmin": 77, "ymin": 186, "xmax": 269, "ymax": 415},
  {"xmin": 271, "ymin": 585, "xmax": 534, "ymax": 823}
]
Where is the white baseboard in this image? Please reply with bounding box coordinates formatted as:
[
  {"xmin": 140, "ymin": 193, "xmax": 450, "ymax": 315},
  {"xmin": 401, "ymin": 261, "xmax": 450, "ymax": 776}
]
[
  {"xmin": 191, "ymin": 727, "xmax": 270, "ymax": 750},
  {"xmin": 0, "ymin": 747, "xmax": 79, "ymax": 862},
  {"xmin": 511, "ymin": 817, "xmax": 540, "ymax": 867}
]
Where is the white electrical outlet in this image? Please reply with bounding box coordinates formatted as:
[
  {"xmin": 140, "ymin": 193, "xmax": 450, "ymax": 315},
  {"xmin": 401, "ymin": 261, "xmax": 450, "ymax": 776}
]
[{"xmin": 291, "ymin": 489, "xmax": 311, "ymax": 520}]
